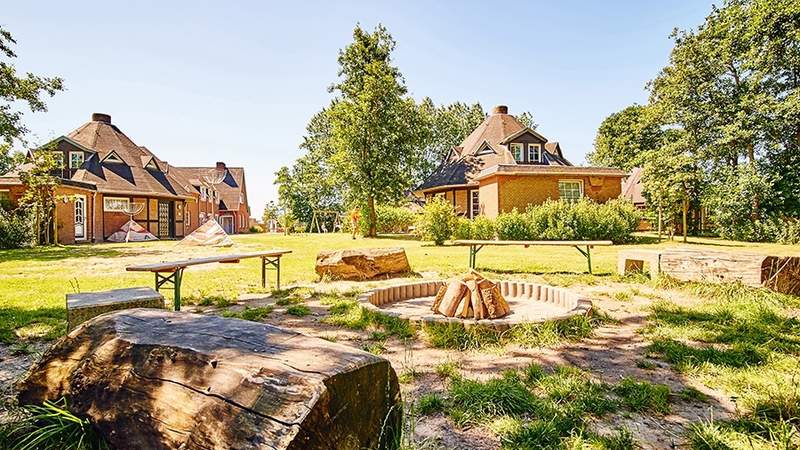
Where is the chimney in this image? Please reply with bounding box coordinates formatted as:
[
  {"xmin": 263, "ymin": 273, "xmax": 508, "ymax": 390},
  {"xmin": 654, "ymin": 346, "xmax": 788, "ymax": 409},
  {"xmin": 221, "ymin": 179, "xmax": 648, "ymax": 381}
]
[
  {"xmin": 92, "ymin": 113, "xmax": 111, "ymax": 123},
  {"xmin": 216, "ymin": 161, "xmax": 226, "ymax": 171},
  {"xmin": 492, "ymin": 105, "xmax": 508, "ymax": 115}
]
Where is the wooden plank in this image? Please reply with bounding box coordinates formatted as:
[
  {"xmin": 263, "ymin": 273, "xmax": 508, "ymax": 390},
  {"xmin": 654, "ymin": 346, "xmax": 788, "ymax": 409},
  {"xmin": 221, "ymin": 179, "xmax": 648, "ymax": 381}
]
[
  {"xmin": 453, "ymin": 239, "xmax": 613, "ymax": 246},
  {"xmin": 126, "ymin": 250, "xmax": 292, "ymax": 272}
]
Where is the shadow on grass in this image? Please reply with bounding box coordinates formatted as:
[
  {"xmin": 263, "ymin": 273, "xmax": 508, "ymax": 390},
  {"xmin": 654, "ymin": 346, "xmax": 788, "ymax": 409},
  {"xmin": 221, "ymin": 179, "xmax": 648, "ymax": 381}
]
[
  {"xmin": 0, "ymin": 245, "xmax": 123, "ymax": 263},
  {"xmin": 0, "ymin": 307, "xmax": 66, "ymax": 344}
]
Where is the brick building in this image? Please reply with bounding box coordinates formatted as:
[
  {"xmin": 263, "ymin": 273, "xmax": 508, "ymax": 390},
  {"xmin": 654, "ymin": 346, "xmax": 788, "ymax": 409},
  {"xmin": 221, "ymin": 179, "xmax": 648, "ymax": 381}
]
[
  {"xmin": 0, "ymin": 113, "xmax": 251, "ymax": 244},
  {"xmin": 416, "ymin": 105, "xmax": 626, "ymax": 217}
]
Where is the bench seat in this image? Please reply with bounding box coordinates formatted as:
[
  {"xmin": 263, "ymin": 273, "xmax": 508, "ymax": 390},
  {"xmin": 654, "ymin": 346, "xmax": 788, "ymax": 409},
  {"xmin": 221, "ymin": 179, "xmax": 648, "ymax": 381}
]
[{"xmin": 67, "ymin": 287, "xmax": 165, "ymax": 330}]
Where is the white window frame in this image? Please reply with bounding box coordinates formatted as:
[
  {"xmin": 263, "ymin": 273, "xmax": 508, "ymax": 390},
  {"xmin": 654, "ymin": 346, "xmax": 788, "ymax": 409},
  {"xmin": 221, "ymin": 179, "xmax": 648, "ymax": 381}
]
[
  {"xmin": 102, "ymin": 151, "xmax": 124, "ymax": 164},
  {"xmin": 239, "ymin": 193, "xmax": 244, "ymax": 204},
  {"xmin": 74, "ymin": 195, "xmax": 86, "ymax": 240},
  {"xmin": 558, "ymin": 179, "xmax": 584, "ymax": 202},
  {"xmin": 200, "ymin": 187, "xmax": 206, "ymax": 200},
  {"xmin": 103, "ymin": 197, "xmax": 130, "ymax": 212},
  {"xmin": 528, "ymin": 143, "xmax": 542, "ymax": 163},
  {"xmin": 510, "ymin": 143, "xmax": 524, "ymax": 162},
  {"xmin": 69, "ymin": 151, "xmax": 84, "ymax": 169},
  {"xmin": 470, "ymin": 190, "xmax": 480, "ymax": 218}
]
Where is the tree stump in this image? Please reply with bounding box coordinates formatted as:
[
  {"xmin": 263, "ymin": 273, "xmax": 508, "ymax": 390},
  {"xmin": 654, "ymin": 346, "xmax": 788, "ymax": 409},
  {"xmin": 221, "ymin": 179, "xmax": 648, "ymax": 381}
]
[
  {"xmin": 17, "ymin": 309, "xmax": 402, "ymax": 450},
  {"xmin": 315, "ymin": 247, "xmax": 411, "ymax": 280}
]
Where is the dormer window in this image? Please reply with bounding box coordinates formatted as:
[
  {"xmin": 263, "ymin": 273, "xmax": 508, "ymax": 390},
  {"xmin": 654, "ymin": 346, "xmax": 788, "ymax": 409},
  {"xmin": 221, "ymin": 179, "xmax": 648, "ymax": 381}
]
[
  {"xmin": 69, "ymin": 151, "xmax": 84, "ymax": 169},
  {"xmin": 102, "ymin": 151, "xmax": 124, "ymax": 164},
  {"xmin": 510, "ymin": 143, "xmax": 523, "ymax": 162},
  {"xmin": 477, "ymin": 145, "xmax": 494, "ymax": 156},
  {"xmin": 528, "ymin": 144, "xmax": 542, "ymax": 163},
  {"xmin": 200, "ymin": 187, "xmax": 207, "ymax": 200}
]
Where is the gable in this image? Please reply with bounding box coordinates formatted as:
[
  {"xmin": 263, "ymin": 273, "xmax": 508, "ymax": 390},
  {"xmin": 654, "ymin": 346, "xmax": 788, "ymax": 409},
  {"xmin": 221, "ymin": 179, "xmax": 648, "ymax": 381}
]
[
  {"xmin": 102, "ymin": 151, "xmax": 125, "ymax": 164},
  {"xmin": 500, "ymin": 128, "xmax": 547, "ymax": 145}
]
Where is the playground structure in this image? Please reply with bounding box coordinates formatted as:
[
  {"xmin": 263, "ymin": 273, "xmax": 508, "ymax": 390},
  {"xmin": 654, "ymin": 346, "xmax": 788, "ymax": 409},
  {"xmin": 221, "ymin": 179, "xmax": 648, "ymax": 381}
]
[{"xmin": 309, "ymin": 209, "xmax": 343, "ymax": 233}]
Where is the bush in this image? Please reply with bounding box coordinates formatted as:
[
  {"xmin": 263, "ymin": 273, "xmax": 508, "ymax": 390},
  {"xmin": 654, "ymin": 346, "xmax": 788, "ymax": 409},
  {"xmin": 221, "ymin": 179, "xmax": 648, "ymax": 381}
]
[
  {"xmin": 777, "ymin": 219, "xmax": 800, "ymax": 245},
  {"xmin": 0, "ymin": 208, "xmax": 34, "ymax": 249},
  {"xmin": 495, "ymin": 199, "xmax": 639, "ymax": 244},
  {"xmin": 416, "ymin": 197, "xmax": 457, "ymax": 245},
  {"xmin": 365, "ymin": 205, "xmax": 416, "ymax": 234},
  {"xmin": 453, "ymin": 215, "xmax": 496, "ymax": 240},
  {"xmin": 248, "ymin": 225, "xmax": 263, "ymax": 233}
]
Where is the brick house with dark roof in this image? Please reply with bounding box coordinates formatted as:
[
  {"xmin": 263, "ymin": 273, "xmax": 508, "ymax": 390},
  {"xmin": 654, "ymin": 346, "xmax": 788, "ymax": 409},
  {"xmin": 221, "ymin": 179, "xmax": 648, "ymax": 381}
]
[
  {"xmin": 0, "ymin": 113, "xmax": 250, "ymax": 244},
  {"xmin": 416, "ymin": 105, "xmax": 626, "ymax": 218},
  {"xmin": 172, "ymin": 164, "xmax": 250, "ymax": 234}
]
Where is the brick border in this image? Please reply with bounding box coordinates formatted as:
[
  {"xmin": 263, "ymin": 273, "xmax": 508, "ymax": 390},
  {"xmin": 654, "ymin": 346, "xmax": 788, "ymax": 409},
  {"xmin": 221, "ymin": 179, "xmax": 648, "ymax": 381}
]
[{"xmin": 358, "ymin": 280, "xmax": 593, "ymax": 332}]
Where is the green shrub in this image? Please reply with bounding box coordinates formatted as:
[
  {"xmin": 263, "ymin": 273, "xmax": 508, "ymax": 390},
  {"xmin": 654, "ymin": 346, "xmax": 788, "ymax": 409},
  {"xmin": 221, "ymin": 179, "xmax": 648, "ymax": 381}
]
[
  {"xmin": 415, "ymin": 197, "xmax": 457, "ymax": 245},
  {"xmin": 0, "ymin": 208, "xmax": 34, "ymax": 249},
  {"xmin": 453, "ymin": 215, "xmax": 496, "ymax": 240},
  {"xmin": 495, "ymin": 208, "xmax": 531, "ymax": 240},
  {"xmin": 0, "ymin": 397, "xmax": 108, "ymax": 449},
  {"xmin": 493, "ymin": 199, "xmax": 638, "ymax": 243},
  {"xmin": 248, "ymin": 225, "xmax": 263, "ymax": 233},
  {"xmin": 777, "ymin": 218, "xmax": 800, "ymax": 245},
  {"xmin": 359, "ymin": 204, "xmax": 416, "ymax": 234}
]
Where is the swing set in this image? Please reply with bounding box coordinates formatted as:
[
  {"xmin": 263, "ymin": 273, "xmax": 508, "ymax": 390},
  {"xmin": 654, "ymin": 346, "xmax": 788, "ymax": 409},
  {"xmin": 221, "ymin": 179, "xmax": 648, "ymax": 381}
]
[{"xmin": 309, "ymin": 209, "xmax": 343, "ymax": 233}]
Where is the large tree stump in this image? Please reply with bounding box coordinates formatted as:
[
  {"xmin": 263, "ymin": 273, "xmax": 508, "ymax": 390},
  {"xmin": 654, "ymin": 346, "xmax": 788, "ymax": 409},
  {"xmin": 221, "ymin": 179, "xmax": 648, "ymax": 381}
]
[
  {"xmin": 659, "ymin": 249, "xmax": 800, "ymax": 295},
  {"xmin": 315, "ymin": 247, "xmax": 411, "ymax": 280},
  {"xmin": 17, "ymin": 309, "xmax": 401, "ymax": 450}
]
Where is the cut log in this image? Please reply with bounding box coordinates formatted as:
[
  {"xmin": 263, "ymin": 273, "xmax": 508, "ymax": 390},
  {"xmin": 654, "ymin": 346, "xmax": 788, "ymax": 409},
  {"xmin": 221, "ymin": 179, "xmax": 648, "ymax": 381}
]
[
  {"xmin": 659, "ymin": 249, "xmax": 800, "ymax": 295},
  {"xmin": 17, "ymin": 309, "xmax": 401, "ymax": 450},
  {"xmin": 315, "ymin": 247, "xmax": 411, "ymax": 281},
  {"xmin": 430, "ymin": 270, "xmax": 510, "ymax": 320}
]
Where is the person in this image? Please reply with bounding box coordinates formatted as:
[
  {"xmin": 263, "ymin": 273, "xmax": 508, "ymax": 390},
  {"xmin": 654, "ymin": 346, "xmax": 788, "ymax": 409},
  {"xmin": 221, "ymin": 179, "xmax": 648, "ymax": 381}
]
[{"xmin": 349, "ymin": 208, "xmax": 361, "ymax": 239}]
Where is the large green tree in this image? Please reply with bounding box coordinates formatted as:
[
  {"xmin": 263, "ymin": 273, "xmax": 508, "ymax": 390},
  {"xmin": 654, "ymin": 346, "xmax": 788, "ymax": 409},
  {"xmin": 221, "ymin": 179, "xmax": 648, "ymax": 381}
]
[
  {"xmin": 326, "ymin": 24, "xmax": 426, "ymax": 236},
  {"xmin": 416, "ymin": 99, "xmax": 486, "ymax": 181},
  {"xmin": 588, "ymin": 104, "xmax": 663, "ymax": 171},
  {"xmin": 0, "ymin": 26, "xmax": 63, "ymax": 174}
]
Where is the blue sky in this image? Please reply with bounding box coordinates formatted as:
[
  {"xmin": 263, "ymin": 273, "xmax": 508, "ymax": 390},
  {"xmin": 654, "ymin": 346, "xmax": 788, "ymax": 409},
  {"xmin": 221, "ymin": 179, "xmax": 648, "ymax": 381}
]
[{"xmin": 5, "ymin": 1, "xmax": 713, "ymax": 217}]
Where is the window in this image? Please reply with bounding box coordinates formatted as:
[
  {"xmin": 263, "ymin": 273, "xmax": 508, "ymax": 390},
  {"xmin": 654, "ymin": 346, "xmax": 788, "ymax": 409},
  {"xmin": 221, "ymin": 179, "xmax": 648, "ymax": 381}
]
[
  {"xmin": 477, "ymin": 145, "xmax": 494, "ymax": 155},
  {"xmin": 186, "ymin": 210, "xmax": 191, "ymax": 228},
  {"xmin": 0, "ymin": 189, "xmax": 10, "ymax": 206},
  {"xmin": 470, "ymin": 190, "xmax": 480, "ymax": 218},
  {"xmin": 69, "ymin": 151, "xmax": 84, "ymax": 169},
  {"xmin": 239, "ymin": 193, "xmax": 244, "ymax": 204},
  {"xmin": 558, "ymin": 180, "xmax": 584, "ymax": 202},
  {"xmin": 103, "ymin": 197, "xmax": 130, "ymax": 212},
  {"xmin": 102, "ymin": 151, "xmax": 123, "ymax": 163},
  {"xmin": 528, "ymin": 144, "xmax": 542, "ymax": 163},
  {"xmin": 510, "ymin": 143, "xmax": 523, "ymax": 162},
  {"xmin": 200, "ymin": 187, "xmax": 207, "ymax": 200}
]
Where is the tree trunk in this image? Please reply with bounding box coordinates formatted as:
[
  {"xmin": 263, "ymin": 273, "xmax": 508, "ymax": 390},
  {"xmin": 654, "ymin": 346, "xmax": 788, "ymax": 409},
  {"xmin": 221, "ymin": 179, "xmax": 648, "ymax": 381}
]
[
  {"xmin": 657, "ymin": 206, "xmax": 663, "ymax": 242},
  {"xmin": 367, "ymin": 196, "xmax": 377, "ymax": 237},
  {"xmin": 682, "ymin": 199, "xmax": 689, "ymax": 243}
]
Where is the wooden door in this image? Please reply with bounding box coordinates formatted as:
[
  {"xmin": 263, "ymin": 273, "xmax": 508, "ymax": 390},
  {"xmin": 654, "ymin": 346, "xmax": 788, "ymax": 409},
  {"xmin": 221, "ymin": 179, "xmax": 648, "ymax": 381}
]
[{"xmin": 158, "ymin": 201, "xmax": 170, "ymax": 238}]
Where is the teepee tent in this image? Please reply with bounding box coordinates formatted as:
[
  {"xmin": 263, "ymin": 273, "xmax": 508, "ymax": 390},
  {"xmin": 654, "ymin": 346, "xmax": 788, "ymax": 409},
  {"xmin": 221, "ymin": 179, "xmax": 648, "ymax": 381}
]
[
  {"xmin": 107, "ymin": 220, "xmax": 158, "ymax": 243},
  {"xmin": 179, "ymin": 219, "xmax": 234, "ymax": 247}
]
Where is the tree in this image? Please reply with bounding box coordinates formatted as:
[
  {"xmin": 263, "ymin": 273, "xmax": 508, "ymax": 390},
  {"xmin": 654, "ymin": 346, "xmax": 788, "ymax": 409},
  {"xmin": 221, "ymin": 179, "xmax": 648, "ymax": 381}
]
[
  {"xmin": 588, "ymin": 104, "xmax": 664, "ymax": 171},
  {"xmin": 18, "ymin": 149, "xmax": 62, "ymax": 245},
  {"xmin": 415, "ymin": 99, "xmax": 486, "ymax": 182},
  {"xmin": 641, "ymin": 132, "xmax": 703, "ymax": 243},
  {"xmin": 0, "ymin": 26, "xmax": 63, "ymax": 173},
  {"xmin": 326, "ymin": 24, "xmax": 426, "ymax": 237}
]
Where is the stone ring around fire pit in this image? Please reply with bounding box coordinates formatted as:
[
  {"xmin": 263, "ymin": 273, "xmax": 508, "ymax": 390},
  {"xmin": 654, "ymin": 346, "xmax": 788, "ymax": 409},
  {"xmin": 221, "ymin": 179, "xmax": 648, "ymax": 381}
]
[{"xmin": 358, "ymin": 280, "xmax": 592, "ymax": 331}]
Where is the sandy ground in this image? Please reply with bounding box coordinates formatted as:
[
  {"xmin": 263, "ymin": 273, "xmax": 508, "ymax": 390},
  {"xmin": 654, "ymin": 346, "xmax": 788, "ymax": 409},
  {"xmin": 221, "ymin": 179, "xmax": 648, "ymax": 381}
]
[{"xmin": 0, "ymin": 275, "xmax": 734, "ymax": 449}]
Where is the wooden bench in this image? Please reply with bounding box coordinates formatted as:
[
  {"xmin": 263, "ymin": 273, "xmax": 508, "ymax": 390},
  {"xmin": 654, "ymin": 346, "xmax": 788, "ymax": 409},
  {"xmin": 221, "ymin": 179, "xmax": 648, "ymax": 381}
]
[
  {"xmin": 67, "ymin": 287, "xmax": 164, "ymax": 331},
  {"xmin": 617, "ymin": 249, "xmax": 662, "ymax": 279},
  {"xmin": 126, "ymin": 250, "xmax": 291, "ymax": 311},
  {"xmin": 452, "ymin": 240, "xmax": 614, "ymax": 274}
]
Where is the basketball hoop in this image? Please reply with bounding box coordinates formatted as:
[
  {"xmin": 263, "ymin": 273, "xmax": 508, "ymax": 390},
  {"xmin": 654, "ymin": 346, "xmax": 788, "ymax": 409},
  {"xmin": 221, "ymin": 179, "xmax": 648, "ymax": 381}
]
[
  {"xmin": 203, "ymin": 168, "xmax": 226, "ymax": 187},
  {"xmin": 121, "ymin": 203, "xmax": 145, "ymax": 243}
]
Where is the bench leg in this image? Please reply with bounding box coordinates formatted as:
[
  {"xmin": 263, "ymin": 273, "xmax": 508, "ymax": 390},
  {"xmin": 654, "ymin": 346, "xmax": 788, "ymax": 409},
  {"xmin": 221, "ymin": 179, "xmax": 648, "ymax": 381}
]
[
  {"xmin": 574, "ymin": 246, "xmax": 593, "ymax": 274},
  {"xmin": 155, "ymin": 269, "xmax": 183, "ymax": 311},
  {"xmin": 262, "ymin": 257, "xmax": 266, "ymax": 289},
  {"xmin": 262, "ymin": 257, "xmax": 282, "ymax": 291},
  {"xmin": 469, "ymin": 245, "xmax": 484, "ymax": 270}
]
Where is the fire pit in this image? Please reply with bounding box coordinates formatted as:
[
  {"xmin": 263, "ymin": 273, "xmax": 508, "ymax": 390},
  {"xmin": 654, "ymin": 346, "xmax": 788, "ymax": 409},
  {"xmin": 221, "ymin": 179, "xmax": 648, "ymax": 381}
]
[{"xmin": 358, "ymin": 278, "xmax": 592, "ymax": 331}]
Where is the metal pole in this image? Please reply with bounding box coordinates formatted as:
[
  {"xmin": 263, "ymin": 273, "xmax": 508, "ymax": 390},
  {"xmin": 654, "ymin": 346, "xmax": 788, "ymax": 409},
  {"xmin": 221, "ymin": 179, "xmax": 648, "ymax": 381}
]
[
  {"xmin": 261, "ymin": 257, "xmax": 266, "ymax": 289},
  {"xmin": 277, "ymin": 258, "xmax": 281, "ymax": 290},
  {"xmin": 174, "ymin": 269, "xmax": 182, "ymax": 311},
  {"xmin": 586, "ymin": 246, "xmax": 592, "ymax": 274}
]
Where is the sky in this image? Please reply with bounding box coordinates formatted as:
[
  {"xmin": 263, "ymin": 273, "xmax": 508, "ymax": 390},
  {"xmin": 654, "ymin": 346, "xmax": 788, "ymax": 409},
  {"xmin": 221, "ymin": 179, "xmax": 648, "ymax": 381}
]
[{"xmin": 4, "ymin": 0, "xmax": 715, "ymax": 217}]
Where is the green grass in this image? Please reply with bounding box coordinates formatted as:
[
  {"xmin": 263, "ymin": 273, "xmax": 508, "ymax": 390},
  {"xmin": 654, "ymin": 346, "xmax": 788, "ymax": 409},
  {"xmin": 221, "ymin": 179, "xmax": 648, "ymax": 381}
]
[
  {"xmin": 0, "ymin": 397, "xmax": 108, "ymax": 450},
  {"xmin": 643, "ymin": 279, "xmax": 800, "ymax": 448},
  {"xmin": 323, "ymin": 296, "xmax": 415, "ymax": 340},
  {"xmin": 285, "ymin": 304, "xmax": 310, "ymax": 316},
  {"xmin": 435, "ymin": 365, "xmax": 650, "ymax": 449},
  {"xmin": 220, "ymin": 306, "xmax": 274, "ymax": 321},
  {"xmin": 422, "ymin": 315, "xmax": 598, "ymax": 350}
]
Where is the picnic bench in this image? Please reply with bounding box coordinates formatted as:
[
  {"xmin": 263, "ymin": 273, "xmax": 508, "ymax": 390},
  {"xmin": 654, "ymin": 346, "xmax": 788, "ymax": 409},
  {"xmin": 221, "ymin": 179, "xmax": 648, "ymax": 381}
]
[
  {"xmin": 452, "ymin": 240, "xmax": 614, "ymax": 274},
  {"xmin": 126, "ymin": 250, "xmax": 291, "ymax": 310}
]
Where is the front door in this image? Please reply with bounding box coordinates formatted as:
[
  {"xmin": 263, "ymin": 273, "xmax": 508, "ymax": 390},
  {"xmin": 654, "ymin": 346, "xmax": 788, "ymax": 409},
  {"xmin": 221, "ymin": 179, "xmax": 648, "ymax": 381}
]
[
  {"xmin": 158, "ymin": 201, "xmax": 172, "ymax": 238},
  {"xmin": 74, "ymin": 195, "xmax": 86, "ymax": 240}
]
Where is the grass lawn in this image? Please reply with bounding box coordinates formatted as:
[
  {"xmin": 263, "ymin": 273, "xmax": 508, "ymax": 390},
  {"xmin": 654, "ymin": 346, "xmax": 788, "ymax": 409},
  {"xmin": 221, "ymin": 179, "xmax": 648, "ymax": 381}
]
[{"xmin": 2, "ymin": 232, "xmax": 799, "ymax": 448}]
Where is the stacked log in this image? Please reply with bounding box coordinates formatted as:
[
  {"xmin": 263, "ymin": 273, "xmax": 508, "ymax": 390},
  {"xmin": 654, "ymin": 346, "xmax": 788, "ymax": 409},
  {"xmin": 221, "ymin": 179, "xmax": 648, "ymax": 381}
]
[{"xmin": 431, "ymin": 270, "xmax": 510, "ymax": 319}]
